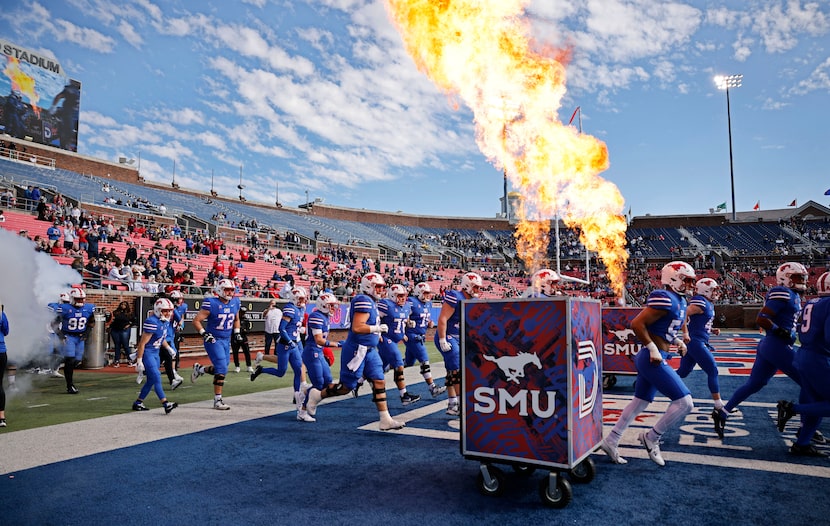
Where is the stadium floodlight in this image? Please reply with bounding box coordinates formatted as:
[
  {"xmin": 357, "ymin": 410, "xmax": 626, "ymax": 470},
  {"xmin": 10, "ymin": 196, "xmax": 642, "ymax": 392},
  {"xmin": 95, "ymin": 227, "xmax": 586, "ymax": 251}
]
[{"xmin": 714, "ymin": 74, "xmax": 742, "ymax": 221}]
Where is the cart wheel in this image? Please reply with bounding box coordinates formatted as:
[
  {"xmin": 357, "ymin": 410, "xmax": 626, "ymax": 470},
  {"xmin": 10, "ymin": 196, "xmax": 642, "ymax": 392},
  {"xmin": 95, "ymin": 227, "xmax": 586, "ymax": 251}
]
[
  {"xmin": 512, "ymin": 464, "xmax": 537, "ymax": 477},
  {"xmin": 477, "ymin": 465, "xmax": 506, "ymax": 497},
  {"xmin": 568, "ymin": 457, "xmax": 596, "ymax": 484},
  {"xmin": 602, "ymin": 374, "xmax": 617, "ymax": 389},
  {"xmin": 538, "ymin": 473, "xmax": 572, "ymax": 508}
]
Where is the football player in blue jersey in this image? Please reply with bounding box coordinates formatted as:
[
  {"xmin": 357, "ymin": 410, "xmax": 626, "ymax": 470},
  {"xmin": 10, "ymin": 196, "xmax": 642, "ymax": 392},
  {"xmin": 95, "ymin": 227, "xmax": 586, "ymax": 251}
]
[
  {"xmin": 378, "ymin": 284, "xmax": 421, "ymax": 406},
  {"xmin": 190, "ymin": 279, "xmax": 242, "ymax": 410},
  {"xmin": 0, "ymin": 299, "xmax": 9, "ymax": 427},
  {"xmin": 131, "ymin": 298, "xmax": 178, "ymax": 414},
  {"xmin": 523, "ymin": 268, "xmax": 561, "ymax": 298},
  {"xmin": 676, "ymin": 278, "xmax": 727, "ymax": 438},
  {"xmin": 160, "ymin": 290, "xmax": 185, "ymax": 390},
  {"xmin": 404, "ymin": 282, "xmax": 445, "ymax": 397},
  {"xmin": 777, "ymin": 271, "xmax": 830, "ymax": 456},
  {"xmin": 45, "ymin": 292, "xmax": 70, "ymax": 378},
  {"xmin": 55, "ymin": 287, "xmax": 96, "ymax": 394},
  {"xmin": 170, "ymin": 289, "xmax": 188, "ymax": 383},
  {"xmin": 251, "ymin": 286, "xmax": 307, "ymax": 406},
  {"xmin": 714, "ymin": 262, "xmax": 807, "ymax": 432},
  {"xmin": 306, "ymin": 273, "xmax": 405, "ymax": 430},
  {"xmin": 435, "ymin": 271, "xmax": 482, "ymax": 416},
  {"xmin": 296, "ymin": 292, "xmax": 341, "ymax": 423},
  {"xmin": 599, "ymin": 261, "xmax": 696, "ymax": 466}
]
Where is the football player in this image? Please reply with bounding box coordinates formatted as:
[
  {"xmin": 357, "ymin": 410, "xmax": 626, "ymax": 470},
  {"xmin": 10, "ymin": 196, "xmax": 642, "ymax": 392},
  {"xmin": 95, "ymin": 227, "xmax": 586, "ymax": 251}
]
[
  {"xmin": 132, "ymin": 298, "xmax": 178, "ymax": 414},
  {"xmin": 524, "ymin": 268, "xmax": 561, "ymax": 298},
  {"xmin": 190, "ymin": 279, "xmax": 242, "ymax": 410},
  {"xmin": 54, "ymin": 287, "xmax": 95, "ymax": 394},
  {"xmin": 296, "ymin": 292, "xmax": 341, "ymax": 422},
  {"xmin": 435, "ymin": 271, "xmax": 482, "ymax": 416},
  {"xmin": 599, "ymin": 261, "xmax": 696, "ymax": 466},
  {"xmin": 404, "ymin": 282, "xmax": 445, "ymax": 397},
  {"xmin": 377, "ymin": 284, "xmax": 421, "ymax": 406}
]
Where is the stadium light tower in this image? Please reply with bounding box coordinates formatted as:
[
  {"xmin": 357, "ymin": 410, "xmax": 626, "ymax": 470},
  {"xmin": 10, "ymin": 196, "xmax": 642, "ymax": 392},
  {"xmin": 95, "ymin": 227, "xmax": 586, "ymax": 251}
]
[{"xmin": 714, "ymin": 74, "xmax": 742, "ymax": 221}]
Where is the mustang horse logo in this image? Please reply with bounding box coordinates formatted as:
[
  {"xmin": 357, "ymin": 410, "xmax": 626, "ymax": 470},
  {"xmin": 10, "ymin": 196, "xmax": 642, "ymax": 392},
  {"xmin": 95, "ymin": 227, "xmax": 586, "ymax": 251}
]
[
  {"xmin": 483, "ymin": 352, "xmax": 542, "ymax": 383},
  {"xmin": 609, "ymin": 328, "xmax": 635, "ymax": 341}
]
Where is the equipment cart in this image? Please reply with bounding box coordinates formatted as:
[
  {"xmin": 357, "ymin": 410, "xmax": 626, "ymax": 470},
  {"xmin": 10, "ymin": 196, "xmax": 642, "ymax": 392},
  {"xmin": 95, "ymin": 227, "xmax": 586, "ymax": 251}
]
[
  {"xmin": 460, "ymin": 297, "xmax": 603, "ymax": 508},
  {"xmin": 600, "ymin": 307, "xmax": 644, "ymax": 389}
]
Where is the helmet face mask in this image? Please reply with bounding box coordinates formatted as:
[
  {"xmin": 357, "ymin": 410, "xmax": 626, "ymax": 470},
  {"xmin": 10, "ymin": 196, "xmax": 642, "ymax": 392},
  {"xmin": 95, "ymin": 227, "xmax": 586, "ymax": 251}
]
[
  {"xmin": 154, "ymin": 298, "xmax": 174, "ymax": 321},
  {"xmin": 695, "ymin": 278, "xmax": 721, "ymax": 301},
  {"xmin": 387, "ymin": 284, "xmax": 408, "ymax": 306},
  {"xmin": 461, "ymin": 272, "xmax": 483, "ymax": 298},
  {"xmin": 290, "ymin": 287, "xmax": 307, "ymax": 306},
  {"xmin": 69, "ymin": 287, "xmax": 86, "ymax": 306},
  {"xmin": 776, "ymin": 262, "xmax": 808, "ymax": 292},
  {"xmin": 170, "ymin": 290, "xmax": 184, "ymax": 304},
  {"xmin": 413, "ymin": 282, "xmax": 432, "ymax": 301},
  {"xmin": 360, "ymin": 273, "xmax": 386, "ymax": 300},
  {"xmin": 316, "ymin": 292, "xmax": 338, "ymax": 315},
  {"xmin": 532, "ymin": 268, "xmax": 560, "ymax": 296},
  {"xmin": 661, "ymin": 261, "xmax": 696, "ymax": 295},
  {"xmin": 214, "ymin": 279, "xmax": 236, "ymax": 301}
]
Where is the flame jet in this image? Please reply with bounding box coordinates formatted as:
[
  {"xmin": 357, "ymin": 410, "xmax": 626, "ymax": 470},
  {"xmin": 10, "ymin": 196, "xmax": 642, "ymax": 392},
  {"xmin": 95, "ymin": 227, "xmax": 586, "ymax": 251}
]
[{"xmin": 384, "ymin": 0, "xmax": 628, "ymax": 296}]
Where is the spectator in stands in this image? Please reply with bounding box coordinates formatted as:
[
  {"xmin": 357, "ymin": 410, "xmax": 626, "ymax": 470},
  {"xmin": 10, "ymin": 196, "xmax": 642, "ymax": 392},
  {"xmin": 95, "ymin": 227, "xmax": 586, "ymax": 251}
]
[
  {"xmin": 124, "ymin": 241, "xmax": 138, "ymax": 266},
  {"xmin": 46, "ymin": 221, "xmax": 62, "ymax": 247},
  {"xmin": 84, "ymin": 258, "xmax": 104, "ymax": 289},
  {"xmin": 63, "ymin": 223, "xmax": 76, "ymax": 251},
  {"xmin": 0, "ymin": 188, "xmax": 15, "ymax": 207},
  {"xmin": 127, "ymin": 268, "xmax": 146, "ymax": 292},
  {"xmin": 86, "ymin": 228, "xmax": 100, "ymax": 259}
]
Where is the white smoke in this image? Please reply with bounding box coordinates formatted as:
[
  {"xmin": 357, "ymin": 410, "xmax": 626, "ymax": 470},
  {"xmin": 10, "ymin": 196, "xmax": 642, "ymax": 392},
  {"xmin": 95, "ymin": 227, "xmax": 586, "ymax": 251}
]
[{"xmin": 0, "ymin": 229, "xmax": 82, "ymax": 365}]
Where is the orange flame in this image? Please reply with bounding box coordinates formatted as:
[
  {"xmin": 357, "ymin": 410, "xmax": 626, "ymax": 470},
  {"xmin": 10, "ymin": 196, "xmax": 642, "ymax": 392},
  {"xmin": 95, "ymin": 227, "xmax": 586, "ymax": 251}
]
[
  {"xmin": 4, "ymin": 56, "xmax": 41, "ymax": 119},
  {"xmin": 385, "ymin": 0, "xmax": 629, "ymax": 297}
]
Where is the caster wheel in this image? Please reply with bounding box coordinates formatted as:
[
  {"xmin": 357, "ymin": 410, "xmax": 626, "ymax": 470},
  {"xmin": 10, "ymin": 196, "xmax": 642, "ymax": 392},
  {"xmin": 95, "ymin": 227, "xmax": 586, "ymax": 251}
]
[
  {"xmin": 568, "ymin": 457, "xmax": 596, "ymax": 484},
  {"xmin": 477, "ymin": 465, "xmax": 506, "ymax": 497},
  {"xmin": 512, "ymin": 464, "xmax": 536, "ymax": 477},
  {"xmin": 539, "ymin": 474, "xmax": 572, "ymax": 508}
]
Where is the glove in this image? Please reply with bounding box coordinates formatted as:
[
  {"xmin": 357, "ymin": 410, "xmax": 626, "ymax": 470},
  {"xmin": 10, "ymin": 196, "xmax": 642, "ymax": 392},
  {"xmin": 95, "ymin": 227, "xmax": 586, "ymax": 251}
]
[
  {"xmin": 167, "ymin": 346, "xmax": 177, "ymax": 358},
  {"xmin": 233, "ymin": 332, "xmax": 244, "ymax": 344},
  {"xmin": 135, "ymin": 360, "xmax": 145, "ymax": 373},
  {"xmin": 323, "ymin": 347, "xmax": 335, "ymax": 366},
  {"xmin": 405, "ymin": 319, "xmax": 416, "ymax": 328},
  {"xmin": 645, "ymin": 342, "xmax": 663, "ymax": 365},
  {"xmin": 772, "ymin": 327, "xmax": 796, "ymax": 343},
  {"xmin": 673, "ymin": 338, "xmax": 687, "ymax": 357},
  {"xmin": 298, "ymin": 326, "xmax": 306, "ymax": 335},
  {"xmin": 370, "ymin": 324, "xmax": 388, "ymax": 334},
  {"xmin": 202, "ymin": 331, "xmax": 216, "ymax": 344},
  {"xmin": 439, "ymin": 337, "xmax": 452, "ymax": 352}
]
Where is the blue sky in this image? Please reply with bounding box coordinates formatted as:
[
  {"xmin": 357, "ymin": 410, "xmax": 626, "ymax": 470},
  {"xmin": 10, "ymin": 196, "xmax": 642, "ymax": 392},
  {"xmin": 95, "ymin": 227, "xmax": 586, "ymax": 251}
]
[{"xmin": 1, "ymin": 0, "xmax": 828, "ymax": 219}]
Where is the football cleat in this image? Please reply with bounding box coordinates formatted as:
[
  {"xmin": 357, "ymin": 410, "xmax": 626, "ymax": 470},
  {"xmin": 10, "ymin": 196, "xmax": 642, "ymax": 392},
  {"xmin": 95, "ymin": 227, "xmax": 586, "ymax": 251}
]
[
  {"xmin": 171, "ymin": 378, "xmax": 183, "ymax": 390},
  {"xmin": 639, "ymin": 432, "xmax": 665, "ymax": 466},
  {"xmin": 429, "ymin": 382, "xmax": 446, "ymax": 397},
  {"xmin": 250, "ymin": 365, "xmax": 262, "ymax": 382},
  {"xmin": 132, "ymin": 401, "xmax": 149, "ymax": 411},
  {"xmin": 0, "ymin": 418, "xmax": 6, "ymax": 427},
  {"xmin": 446, "ymin": 402, "xmax": 460, "ymax": 416},
  {"xmin": 253, "ymin": 351, "xmax": 264, "ymax": 368},
  {"xmin": 306, "ymin": 388, "xmax": 322, "ymax": 416},
  {"xmin": 296, "ymin": 410, "xmax": 316, "ymax": 423},
  {"xmin": 812, "ymin": 430, "xmax": 827, "ymax": 445},
  {"xmin": 213, "ymin": 398, "xmax": 230, "ymax": 410},
  {"xmin": 191, "ymin": 363, "xmax": 203, "ymax": 383},
  {"xmin": 379, "ymin": 418, "xmax": 405, "ymax": 431},
  {"xmin": 164, "ymin": 402, "xmax": 178, "ymax": 414},
  {"xmin": 790, "ymin": 443, "xmax": 827, "ymax": 457},
  {"xmin": 598, "ymin": 438, "xmax": 628, "ymax": 465},
  {"xmin": 351, "ymin": 382, "xmax": 362, "ymax": 398},
  {"xmin": 776, "ymin": 400, "xmax": 796, "ymax": 432},
  {"xmin": 400, "ymin": 392, "xmax": 421, "ymax": 406},
  {"xmin": 67, "ymin": 385, "xmax": 79, "ymax": 394},
  {"xmin": 712, "ymin": 408, "xmax": 728, "ymax": 439}
]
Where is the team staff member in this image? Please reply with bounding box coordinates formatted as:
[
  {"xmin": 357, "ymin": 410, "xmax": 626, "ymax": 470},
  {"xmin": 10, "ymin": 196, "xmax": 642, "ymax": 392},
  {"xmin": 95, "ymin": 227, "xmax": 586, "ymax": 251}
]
[
  {"xmin": 435, "ymin": 272, "xmax": 482, "ymax": 416},
  {"xmin": 191, "ymin": 279, "xmax": 242, "ymax": 410},
  {"xmin": 599, "ymin": 261, "xmax": 696, "ymax": 467},
  {"xmin": 132, "ymin": 298, "xmax": 178, "ymax": 414}
]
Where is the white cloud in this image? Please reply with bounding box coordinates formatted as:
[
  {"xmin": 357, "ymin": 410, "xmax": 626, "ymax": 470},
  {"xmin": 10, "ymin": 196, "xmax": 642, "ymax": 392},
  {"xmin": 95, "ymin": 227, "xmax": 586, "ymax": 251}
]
[
  {"xmin": 790, "ymin": 56, "xmax": 830, "ymax": 95},
  {"xmin": 117, "ymin": 19, "xmax": 143, "ymax": 48}
]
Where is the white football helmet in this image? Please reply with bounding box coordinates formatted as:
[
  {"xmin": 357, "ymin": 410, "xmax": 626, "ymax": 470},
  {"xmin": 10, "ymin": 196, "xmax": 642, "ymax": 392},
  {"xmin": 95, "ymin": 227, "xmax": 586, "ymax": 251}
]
[
  {"xmin": 387, "ymin": 284, "xmax": 408, "ymax": 306},
  {"xmin": 695, "ymin": 278, "xmax": 721, "ymax": 301},
  {"xmin": 776, "ymin": 262, "xmax": 808, "ymax": 292},
  {"xmin": 290, "ymin": 286, "xmax": 308, "ymax": 306},
  {"xmin": 816, "ymin": 272, "xmax": 830, "ymax": 296},
  {"xmin": 661, "ymin": 261, "xmax": 696, "ymax": 295},
  {"xmin": 60, "ymin": 291, "xmax": 70, "ymax": 303},
  {"xmin": 359, "ymin": 273, "xmax": 386, "ymax": 299},
  {"xmin": 413, "ymin": 282, "xmax": 432, "ymax": 301},
  {"xmin": 154, "ymin": 297, "xmax": 174, "ymax": 321},
  {"xmin": 69, "ymin": 287, "xmax": 86, "ymax": 306},
  {"xmin": 169, "ymin": 290, "xmax": 184, "ymax": 304},
  {"xmin": 461, "ymin": 272, "xmax": 483, "ymax": 298},
  {"xmin": 214, "ymin": 278, "xmax": 236, "ymax": 300},
  {"xmin": 316, "ymin": 292, "xmax": 339, "ymax": 315},
  {"xmin": 531, "ymin": 268, "xmax": 560, "ymax": 296}
]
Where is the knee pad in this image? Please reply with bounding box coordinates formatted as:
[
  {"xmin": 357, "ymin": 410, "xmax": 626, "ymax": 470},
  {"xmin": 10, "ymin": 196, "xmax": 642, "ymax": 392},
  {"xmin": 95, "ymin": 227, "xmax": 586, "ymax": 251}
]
[
  {"xmin": 213, "ymin": 374, "xmax": 225, "ymax": 387},
  {"xmin": 394, "ymin": 368, "xmax": 404, "ymax": 384},
  {"xmin": 420, "ymin": 363, "xmax": 431, "ymax": 375},
  {"xmin": 371, "ymin": 385, "xmax": 386, "ymax": 403}
]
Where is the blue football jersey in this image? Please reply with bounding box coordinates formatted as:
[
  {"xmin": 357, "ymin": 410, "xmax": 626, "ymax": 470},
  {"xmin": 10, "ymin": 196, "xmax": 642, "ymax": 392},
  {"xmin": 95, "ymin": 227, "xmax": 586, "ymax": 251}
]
[
  {"xmin": 687, "ymin": 294, "xmax": 715, "ymax": 343},
  {"xmin": 797, "ymin": 296, "xmax": 830, "ymax": 355},
  {"xmin": 345, "ymin": 293, "xmax": 381, "ymax": 348},
  {"xmin": 142, "ymin": 314, "xmax": 170, "ymax": 353},
  {"xmin": 57, "ymin": 303, "xmax": 96, "ymax": 335},
  {"xmin": 200, "ymin": 296, "xmax": 240, "ymax": 338},
  {"xmin": 279, "ymin": 302, "xmax": 306, "ymax": 342},
  {"xmin": 378, "ymin": 298, "xmax": 409, "ymax": 343},
  {"xmin": 305, "ymin": 309, "xmax": 330, "ymax": 351},
  {"xmin": 405, "ymin": 296, "xmax": 431, "ymax": 338},
  {"xmin": 762, "ymin": 286, "xmax": 802, "ymax": 333},
  {"xmin": 441, "ymin": 289, "xmax": 465, "ymax": 337},
  {"xmin": 645, "ymin": 289, "xmax": 687, "ymax": 342}
]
